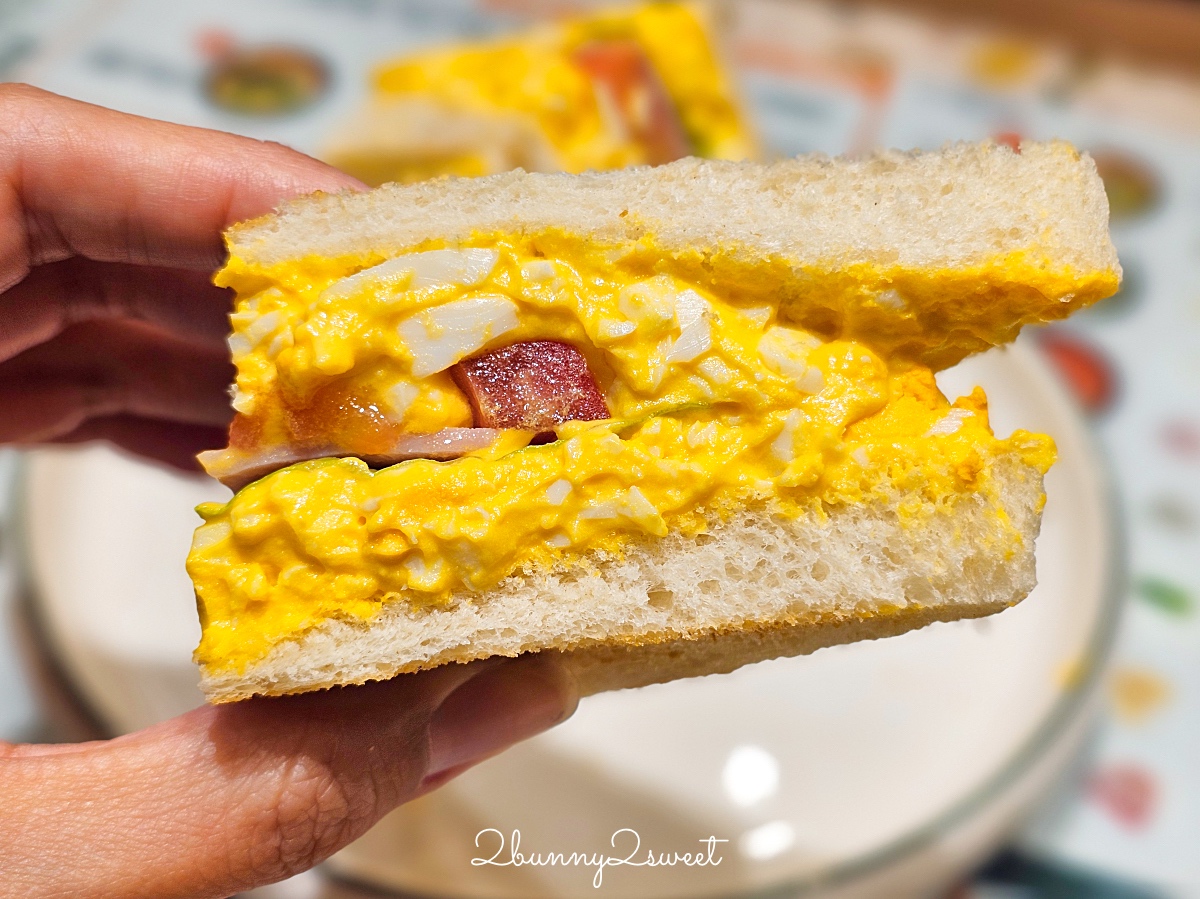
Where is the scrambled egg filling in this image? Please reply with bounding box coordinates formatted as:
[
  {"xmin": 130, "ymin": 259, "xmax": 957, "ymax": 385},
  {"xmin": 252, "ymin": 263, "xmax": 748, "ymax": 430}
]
[{"xmin": 191, "ymin": 237, "xmax": 1059, "ymax": 671}]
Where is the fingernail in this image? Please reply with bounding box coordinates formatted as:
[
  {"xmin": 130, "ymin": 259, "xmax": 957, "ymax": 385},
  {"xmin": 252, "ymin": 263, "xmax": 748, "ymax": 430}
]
[{"xmin": 424, "ymin": 656, "xmax": 578, "ymax": 783}]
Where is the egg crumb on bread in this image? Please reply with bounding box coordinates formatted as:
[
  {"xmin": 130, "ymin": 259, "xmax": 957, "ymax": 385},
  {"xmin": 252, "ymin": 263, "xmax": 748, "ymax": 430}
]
[{"xmin": 189, "ymin": 142, "xmax": 1118, "ymax": 702}]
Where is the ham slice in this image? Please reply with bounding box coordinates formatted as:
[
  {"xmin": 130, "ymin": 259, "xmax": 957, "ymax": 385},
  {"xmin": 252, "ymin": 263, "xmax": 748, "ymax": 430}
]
[
  {"xmin": 451, "ymin": 340, "xmax": 610, "ymax": 433},
  {"xmin": 200, "ymin": 428, "xmax": 500, "ymax": 492}
]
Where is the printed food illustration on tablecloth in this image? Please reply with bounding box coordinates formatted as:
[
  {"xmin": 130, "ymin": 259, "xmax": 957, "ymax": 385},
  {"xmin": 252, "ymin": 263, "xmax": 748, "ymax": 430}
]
[{"xmin": 198, "ymin": 29, "xmax": 330, "ymax": 116}]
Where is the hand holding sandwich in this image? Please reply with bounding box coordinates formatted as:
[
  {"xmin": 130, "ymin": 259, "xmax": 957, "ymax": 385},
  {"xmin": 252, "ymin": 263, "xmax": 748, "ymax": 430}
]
[{"xmin": 0, "ymin": 85, "xmax": 578, "ymax": 899}]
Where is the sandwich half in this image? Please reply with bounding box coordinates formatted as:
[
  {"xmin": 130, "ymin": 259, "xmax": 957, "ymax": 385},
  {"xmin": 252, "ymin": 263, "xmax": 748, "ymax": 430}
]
[
  {"xmin": 189, "ymin": 141, "xmax": 1119, "ymax": 702},
  {"xmin": 323, "ymin": 1, "xmax": 756, "ymax": 185}
]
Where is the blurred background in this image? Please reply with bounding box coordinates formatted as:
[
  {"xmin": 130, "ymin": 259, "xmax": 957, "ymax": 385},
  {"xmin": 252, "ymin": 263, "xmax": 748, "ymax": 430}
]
[{"xmin": 0, "ymin": 0, "xmax": 1197, "ymax": 897}]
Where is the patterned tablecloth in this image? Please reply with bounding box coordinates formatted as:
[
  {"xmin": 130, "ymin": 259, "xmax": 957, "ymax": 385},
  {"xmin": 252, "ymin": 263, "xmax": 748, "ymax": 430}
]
[{"xmin": 0, "ymin": 1, "xmax": 1195, "ymax": 895}]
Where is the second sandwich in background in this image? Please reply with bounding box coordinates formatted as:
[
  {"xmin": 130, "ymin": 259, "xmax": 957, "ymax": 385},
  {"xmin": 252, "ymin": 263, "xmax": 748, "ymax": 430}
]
[{"xmin": 323, "ymin": 2, "xmax": 757, "ymax": 185}]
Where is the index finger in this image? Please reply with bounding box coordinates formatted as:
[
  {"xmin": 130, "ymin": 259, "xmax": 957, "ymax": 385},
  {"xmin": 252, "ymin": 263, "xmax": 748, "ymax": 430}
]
[{"xmin": 0, "ymin": 84, "xmax": 363, "ymax": 289}]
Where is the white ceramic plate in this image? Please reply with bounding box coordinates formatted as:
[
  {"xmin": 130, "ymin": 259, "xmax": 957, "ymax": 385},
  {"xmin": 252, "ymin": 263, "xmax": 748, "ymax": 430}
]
[{"xmin": 17, "ymin": 339, "xmax": 1121, "ymax": 898}]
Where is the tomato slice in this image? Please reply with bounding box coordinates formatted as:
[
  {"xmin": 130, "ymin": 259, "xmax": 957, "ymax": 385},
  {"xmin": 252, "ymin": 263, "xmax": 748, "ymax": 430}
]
[
  {"xmin": 572, "ymin": 39, "xmax": 692, "ymax": 165},
  {"xmin": 285, "ymin": 383, "xmax": 404, "ymax": 455}
]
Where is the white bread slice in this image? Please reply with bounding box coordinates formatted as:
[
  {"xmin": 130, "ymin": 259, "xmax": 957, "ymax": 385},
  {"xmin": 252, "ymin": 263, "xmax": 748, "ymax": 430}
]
[
  {"xmin": 226, "ymin": 140, "xmax": 1118, "ymax": 370},
  {"xmin": 232, "ymin": 141, "xmax": 1113, "ymax": 274},
  {"xmin": 200, "ymin": 452, "xmax": 1041, "ymax": 702}
]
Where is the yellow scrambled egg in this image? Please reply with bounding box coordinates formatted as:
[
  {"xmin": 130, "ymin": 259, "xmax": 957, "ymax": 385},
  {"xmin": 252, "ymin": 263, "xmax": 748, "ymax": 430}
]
[{"xmin": 189, "ymin": 234, "xmax": 1075, "ymax": 671}]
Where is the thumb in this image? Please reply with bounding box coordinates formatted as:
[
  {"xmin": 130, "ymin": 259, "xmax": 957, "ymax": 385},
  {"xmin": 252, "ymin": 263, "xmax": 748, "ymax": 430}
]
[{"xmin": 0, "ymin": 654, "xmax": 577, "ymax": 899}]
